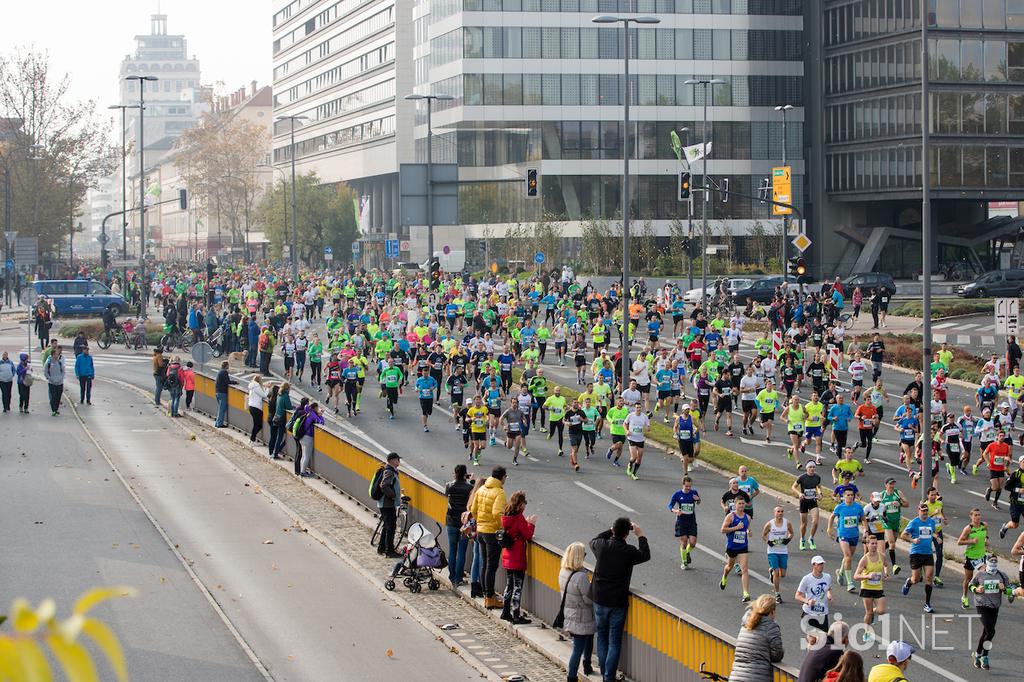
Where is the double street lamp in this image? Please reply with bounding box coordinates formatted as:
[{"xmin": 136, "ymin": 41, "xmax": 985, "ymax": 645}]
[
  {"xmin": 592, "ymin": 13, "xmax": 660, "ymax": 357},
  {"xmin": 404, "ymin": 93, "xmax": 453, "ymax": 269},
  {"xmin": 124, "ymin": 74, "xmax": 158, "ymax": 317},
  {"xmin": 684, "ymin": 77, "xmax": 725, "ymax": 312},
  {"xmin": 275, "ymin": 114, "xmax": 308, "ymax": 282}
]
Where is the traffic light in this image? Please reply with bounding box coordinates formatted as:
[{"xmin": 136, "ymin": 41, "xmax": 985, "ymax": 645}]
[
  {"xmin": 429, "ymin": 258, "xmax": 441, "ymax": 290},
  {"xmin": 678, "ymin": 171, "xmax": 691, "ymax": 201},
  {"xmin": 526, "ymin": 168, "xmax": 539, "ymax": 197},
  {"xmin": 795, "ymin": 257, "xmax": 807, "ymax": 278},
  {"xmin": 178, "ymin": 188, "xmax": 188, "ymax": 210},
  {"xmin": 787, "ymin": 256, "xmax": 801, "ymax": 277},
  {"xmin": 787, "ymin": 256, "xmax": 810, "ymax": 281}
]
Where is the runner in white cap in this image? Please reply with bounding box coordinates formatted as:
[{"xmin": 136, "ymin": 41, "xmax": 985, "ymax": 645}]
[{"xmin": 795, "ymin": 555, "xmax": 833, "ymax": 639}]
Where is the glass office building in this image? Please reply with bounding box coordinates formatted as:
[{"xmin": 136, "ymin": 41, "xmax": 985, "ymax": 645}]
[
  {"xmin": 809, "ymin": 0, "xmax": 1024, "ymax": 276},
  {"xmin": 408, "ymin": 0, "xmax": 806, "ymax": 253}
]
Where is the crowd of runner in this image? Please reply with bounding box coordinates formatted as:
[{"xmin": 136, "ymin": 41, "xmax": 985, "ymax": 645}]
[{"xmin": 18, "ymin": 261, "xmax": 1024, "ymax": 672}]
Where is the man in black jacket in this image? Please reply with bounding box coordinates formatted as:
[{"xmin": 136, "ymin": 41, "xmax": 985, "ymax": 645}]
[
  {"xmin": 376, "ymin": 452, "xmax": 402, "ymax": 558},
  {"xmin": 590, "ymin": 517, "xmax": 651, "ymax": 682},
  {"xmin": 214, "ymin": 361, "xmax": 237, "ymax": 427}
]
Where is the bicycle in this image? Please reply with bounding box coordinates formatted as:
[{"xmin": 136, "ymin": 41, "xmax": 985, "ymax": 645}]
[
  {"xmin": 97, "ymin": 327, "xmax": 130, "ymax": 350},
  {"xmin": 839, "ymin": 311, "xmax": 855, "ymax": 330},
  {"xmin": 699, "ymin": 662, "xmax": 728, "ymax": 682},
  {"xmin": 159, "ymin": 327, "xmax": 195, "ymax": 351},
  {"xmin": 207, "ymin": 326, "xmax": 226, "ymax": 358},
  {"xmin": 371, "ymin": 494, "xmax": 411, "ymax": 549}
]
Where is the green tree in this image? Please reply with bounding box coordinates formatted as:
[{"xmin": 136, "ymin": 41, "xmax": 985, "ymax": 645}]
[{"xmin": 256, "ymin": 172, "xmax": 359, "ymax": 266}]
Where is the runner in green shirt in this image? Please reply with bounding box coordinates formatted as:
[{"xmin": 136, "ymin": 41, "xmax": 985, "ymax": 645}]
[
  {"xmin": 308, "ymin": 336, "xmax": 323, "ymax": 390},
  {"xmin": 582, "ymin": 398, "xmax": 600, "ymax": 459},
  {"xmin": 544, "ymin": 388, "xmax": 568, "ymax": 456},
  {"xmin": 605, "ymin": 396, "xmax": 630, "ymax": 466},
  {"xmin": 755, "ymin": 380, "xmax": 780, "ymax": 443},
  {"xmin": 379, "ymin": 361, "xmax": 404, "ymax": 419},
  {"xmin": 956, "ymin": 509, "xmax": 990, "ymax": 608},
  {"xmin": 880, "ymin": 479, "xmax": 908, "ymax": 575}
]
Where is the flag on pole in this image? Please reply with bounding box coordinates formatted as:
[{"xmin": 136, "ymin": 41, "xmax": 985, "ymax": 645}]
[
  {"xmin": 683, "ymin": 141, "xmax": 712, "ymax": 165},
  {"xmin": 669, "ymin": 130, "xmax": 683, "ymax": 162}
]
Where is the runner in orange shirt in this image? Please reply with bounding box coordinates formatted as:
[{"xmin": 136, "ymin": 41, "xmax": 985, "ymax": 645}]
[
  {"xmin": 854, "ymin": 393, "xmax": 879, "ymax": 463},
  {"xmin": 984, "ymin": 431, "xmax": 1011, "ymax": 509}
]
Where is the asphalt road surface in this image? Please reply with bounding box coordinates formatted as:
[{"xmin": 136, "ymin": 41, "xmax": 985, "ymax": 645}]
[
  {"xmin": 0, "ymin": 368, "xmax": 483, "ymax": 682},
  {"xmin": 3, "ymin": 317, "xmax": 1022, "ymax": 680}
]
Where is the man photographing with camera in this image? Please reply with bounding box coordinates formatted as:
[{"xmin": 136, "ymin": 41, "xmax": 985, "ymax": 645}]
[{"xmin": 590, "ymin": 517, "xmax": 651, "ymax": 682}]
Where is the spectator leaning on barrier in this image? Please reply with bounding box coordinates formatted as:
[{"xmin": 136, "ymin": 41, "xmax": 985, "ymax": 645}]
[
  {"xmin": 590, "ymin": 517, "xmax": 651, "ymax": 682},
  {"xmin": 465, "ymin": 476, "xmax": 487, "ymax": 599},
  {"xmin": 214, "ymin": 361, "xmax": 236, "ymax": 427},
  {"xmin": 470, "ymin": 465, "xmax": 508, "ymax": 610},
  {"xmin": 445, "ymin": 464, "xmax": 473, "ymax": 588},
  {"xmin": 558, "ymin": 541, "xmax": 595, "ymax": 682},
  {"xmin": 375, "ymin": 452, "xmax": 402, "ymax": 558},
  {"xmin": 728, "ymin": 594, "xmax": 784, "ymax": 682},
  {"xmin": 499, "ymin": 490, "xmax": 536, "ymax": 625}
]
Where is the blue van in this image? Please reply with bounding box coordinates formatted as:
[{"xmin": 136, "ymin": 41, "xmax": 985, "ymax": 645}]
[{"xmin": 32, "ymin": 280, "xmax": 128, "ymax": 316}]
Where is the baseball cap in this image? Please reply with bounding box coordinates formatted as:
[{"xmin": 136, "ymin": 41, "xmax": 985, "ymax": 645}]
[
  {"xmin": 886, "ymin": 641, "xmax": 914, "ymax": 664},
  {"xmin": 871, "ymin": 492, "xmax": 882, "ymax": 502},
  {"xmin": 811, "ymin": 555, "xmax": 826, "ymax": 565}
]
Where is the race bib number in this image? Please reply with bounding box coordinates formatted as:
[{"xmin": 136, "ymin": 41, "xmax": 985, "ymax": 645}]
[
  {"xmin": 994, "ymin": 456, "xmax": 1006, "ymax": 466},
  {"xmin": 918, "ymin": 527, "xmax": 932, "ymax": 539},
  {"xmin": 983, "ymin": 579, "xmax": 1000, "ymax": 594},
  {"xmin": 886, "ymin": 501, "xmax": 899, "ymax": 514},
  {"xmin": 473, "ymin": 416, "xmax": 485, "ymax": 427},
  {"xmin": 732, "ymin": 530, "xmax": 747, "ymax": 544},
  {"xmin": 631, "ymin": 425, "xmax": 644, "ymax": 435},
  {"xmin": 508, "ymin": 422, "xmax": 520, "ymax": 432},
  {"xmin": 678, "ymin": 503, "xmax": 694, "ymax": 515},
  {"xmin": 551, "ymin": 407, "xmax": 563, "ymax": 416},
  {"xmin": 804, "ymin": 488, "xmax": 817, "ymax": 499},
  {"xmin": 843, "ymin": 516, "xmax": 858, "ymax": 528},
  {"xmin": 678, "ymin": 430, "xmax": 691, "ymax": 439},
  {"xmin": 791, "ymin": 422, "xmax": 804, "ymax": 431}
]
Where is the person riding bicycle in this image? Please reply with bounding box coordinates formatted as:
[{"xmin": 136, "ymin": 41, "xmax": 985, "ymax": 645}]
[{"xmin": 102, "ymin": 305, "xmax": 119, "ymax": 334}]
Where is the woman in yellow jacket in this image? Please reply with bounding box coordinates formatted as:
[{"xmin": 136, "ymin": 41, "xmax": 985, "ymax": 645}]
[{"xmin": 470, "ymin": 465, "xmax": 508, "ymax": 609}]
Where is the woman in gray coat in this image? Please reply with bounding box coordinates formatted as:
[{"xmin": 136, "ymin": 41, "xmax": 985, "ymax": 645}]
[
  {"xmin": 558, "ymin": 541, "xmax": 595, "ymax": 682},
  {"xmin": 729, "ymin": 594, "xmax": 784, "ymax": 682}
]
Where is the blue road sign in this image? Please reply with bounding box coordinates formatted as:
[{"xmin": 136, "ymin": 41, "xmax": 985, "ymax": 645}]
[
  {"xmin": 385, "ymin": 239, "xmax": 399, "ymax": 259},
  {"xmin": 5, "ymin": 259, "xmax": 13, "ymax": 271},
  {"xmin": 534, "ymin": 251, "xmax": 545, "ymax": 265},
  {"xmin": 351, "ymin": 241, "xmax": 361, "ymax": 256},
  {"xmin": 324, "ymin": 246, "xmax": 333, "ymax": 255}
]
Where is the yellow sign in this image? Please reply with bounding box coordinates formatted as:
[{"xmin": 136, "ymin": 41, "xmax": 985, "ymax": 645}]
[
  {"xmin": 490, "ymin": 262, "xmax": 498, "ymax": 274},
  {"xmin": 772, "ymin": 166, "xmax": 792, "ymax": 216},
  {"xmin": 792, "ymin": 233, "xmax": 812, "ymax": 253}
]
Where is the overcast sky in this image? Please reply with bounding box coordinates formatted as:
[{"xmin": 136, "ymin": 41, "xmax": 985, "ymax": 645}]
[{"xmin": 0, "ymin": 0, "xmax": 272, "ymax": 118}]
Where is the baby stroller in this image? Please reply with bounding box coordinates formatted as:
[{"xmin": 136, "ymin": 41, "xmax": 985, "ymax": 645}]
[{"xmin": 383, "ymin": 521, "xmax": 447, "ymax": 593}]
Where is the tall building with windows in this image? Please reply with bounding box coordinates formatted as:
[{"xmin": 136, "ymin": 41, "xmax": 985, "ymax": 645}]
[
  {"xmin": 807, "ymin": 0, "xmax": 1024, "ymax": 277},
  {"xmin": 273, "ymin": 0, "xmax": 805, "ymax": 266},
  {"xmin": 272, "ymin": 0, "xmax": 415, "ymax": 261}
]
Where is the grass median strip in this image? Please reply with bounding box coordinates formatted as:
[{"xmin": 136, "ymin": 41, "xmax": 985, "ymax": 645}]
[{"xmin": 511, "ymin": 369, "xmax": 836, "ymax": 513}]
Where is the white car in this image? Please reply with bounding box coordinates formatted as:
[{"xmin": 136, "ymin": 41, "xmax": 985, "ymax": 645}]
[{"xmin": 683, "ymin": 279, "xmax": 754, "ymax": 305}]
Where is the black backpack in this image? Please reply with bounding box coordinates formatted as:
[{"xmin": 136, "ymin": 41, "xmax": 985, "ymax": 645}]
[
  {"xmin": 164, "ymin": 364, "xmax": 180, "ymax": 388},
  {"xmin": 369, "ymin": 466, "xmax": 386, "ymax": 501}
]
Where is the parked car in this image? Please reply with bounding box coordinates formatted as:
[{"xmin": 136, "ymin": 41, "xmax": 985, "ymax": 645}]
[
  {"xmin": 841, "ymin": 272, "xmax": 896, "ymax": 298},
  {"xmin": 32, "ymin": 279, "xmax": 128, "ymax": 316},
  {"xmin": 732, "ymin": 276, "xmax": 785, "ymax": 305},
  {"xmin": 683, "ymin": 278, "xmax": 755, "ymax": 305},
  {"xmin": 958, "ymin": 269, "xmax": 1024, "ymax": 298}
]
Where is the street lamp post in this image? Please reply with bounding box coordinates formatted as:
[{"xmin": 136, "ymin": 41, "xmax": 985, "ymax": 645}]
[
  {"xmin": 404, "ymin": 93, "xmax": 454, "ymax": 269},
  {"xmin": 920, "ymin": 0, "xmax": 933, "ymax": 497},
  {"xmin": 593, "ymin": 13, "xmax": 660, "ymax": 357},
  {"xmin": 108, "ymin": 105, "xmax": 140, "ymax": 281},
  {"xmin": 684, "ymin": 77, "xmax": 725, "ymax": 312},
  {"xmin": 125, "ymin": 75, "xmax": 157, "ymax": 317},
  {"xmin": 774, "ymin": 104, "xmax": 794, "ymax": 289},
  {"xmin": 276, "ymin": 115, "xmax": 308, "ymax": 282}
]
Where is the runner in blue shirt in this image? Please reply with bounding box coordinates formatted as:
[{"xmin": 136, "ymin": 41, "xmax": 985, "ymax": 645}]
[
  {"xmin": 720, "ymin": 497, "xmax": 752, "ymax": 603},
  {"xmin": 895, "ymin": 414, "xmax": 919, "ymax": 467},
  {"xmin": 668, "ymin": 476, "xmax": 701, "ymax": 569},
  {"xmin": 415, "ymin": 369, "xmax": 438, "ymax": 432},
  {"xmin": 900, "ymin": 503, "xmax": 938, "ymax": 612},
  {"xmin": 655, "ymin": 367, "xmax": 675, "ymax": 423},
  {"xmin": 497, "ymin": 351, "xmax": 516, "ymax": 389},
  {"xmin": 828, "ymin": 488, "xmax": 864, "ymax": 591},
  {"xmin": 826, "ymin": 393, "xmax": 854, "ymax": 455},
  {"xmin": 674, "ymin": 409, "xmax": 697, "ymax": 476}
]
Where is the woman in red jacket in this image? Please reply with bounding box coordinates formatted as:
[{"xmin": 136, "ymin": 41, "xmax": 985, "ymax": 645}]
[{"xmin": 500, "ymin": 490, "xmax": 537, "ymax": 624}]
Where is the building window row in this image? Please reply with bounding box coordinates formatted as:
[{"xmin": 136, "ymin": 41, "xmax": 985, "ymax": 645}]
[
  {"xmin": 459, "ymin": 173, "xmax": 801, "ymax": 224},
  {"xmin": 460, "ymin": 71, "xmax": 802, "ymax": 107},
  {"xmin": 274, "ymin": 42, "xmax": 395, "ymax": 107},
  {"xmin": 826, "ymin": 143, "xmax": 1024, "ymax": 192},
  {"xmin": 825, "ymin": 93, "xmax": 921, "ymax": 143},
  {"xmin": 434, "ymin": 0, "xmax": 802, "ymax": 17},
  {"xmin": 825, "ymin": 39, "xmax": 921, "ymax": 95},
  {"xmin": 927, "ymin": 0, "xmax": 1024, "ymax": 30},
  {"xmin": 824, "ymin": 0, "xmax": 920, "ymax": 47},
  {"xmin": 273, "ymin": 0, "xmax": 320, "ymax": 28},
  {"xmin": 932, "ymin": 91, "xmax": 1024, "ymax": 136},
  {"xmin": 273, "ymin": 114, "xmax": 396, "ymax": 162},
  {"xmin": 930, "ymin": 38, "xmax": 1024, "ymax": 83},
  {"xmin": 454, "ymin": 26, "xmax": 802, "ymax": 62},
  {"xmin": 273, "ymin": 0, "xmax": 376, "ymax": 54},
  {"xmin": 274, "ymin": 78, "xmax": 395, "ymax": 134},
  {"xmin": 273, "ymin": 6, "xmax": 394, "ymax": 82}
]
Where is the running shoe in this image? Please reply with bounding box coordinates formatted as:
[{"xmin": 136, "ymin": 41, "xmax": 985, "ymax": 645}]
[
  {"xmin": 775, "ymin": 593, "xmax": 783, "ymax": 604},
  {"xmin": 902, "ymin": 578, "xmax": 912, "ymax": 596},
  {"xmin": 893, "ymin": 564, "xmax": 901, "ymax": 574},
  {"xmin": 799, "ymin": 539, "xmax": 806, "ymax": 551},
  {"xmin": 933, "ymin": 576, "xmax": 944, "ymax": 587},
  {"xmin": 808, "ymin": 539, "xmax": 817, "ymax": 550},
  {"xmin": 962, "ymin": 595, "xmax": 970, "ymax": 609},
  {"xmin": 980, "ymin": 655, "xmax": 990, "ymax": 671},
  {"xmin": 972, "ymin": 652, "xmax": 981, "ymax": 669},
  {"xmin": 741, "ymin": 593, "xmax": 751, "ymax": 603},
  {"xmin": 1000, "ymin": 523, "xmax": 1009, "ymax": 540},
  {"xmin": 720, "ymin": 575, "xmax": 727, "ymax": 590}
]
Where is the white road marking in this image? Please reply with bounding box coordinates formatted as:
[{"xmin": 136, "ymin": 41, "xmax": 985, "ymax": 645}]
[
  {"xmin": 933, "ymin": 334, "xmax": 947, "ymax": 343},
  {"xmin": 573, "ymin": 481, "xmax": 636, "ymax": 512},
  {"xmin": 957, "ymin": 335, "xmax": 971, "ymax": 345},
  {"xmin": 690, "ymin": 544, "xmax": 774, "ymax": 587},
  {"xmin": 958, "ymin": 324, "xmax": 978, "ymax": 330},
  {"xmin": 933, "ymin": 323, "xmax": 957, "ymax": 329},
  {"xmin": 981, "ymin": 336, "xmax": 995, "ymax": 346}
]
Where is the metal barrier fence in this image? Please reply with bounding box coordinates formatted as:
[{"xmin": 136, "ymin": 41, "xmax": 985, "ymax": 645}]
[{"xmin": 194, "ymin": 373, "xmax": 799, "ymax": 682}]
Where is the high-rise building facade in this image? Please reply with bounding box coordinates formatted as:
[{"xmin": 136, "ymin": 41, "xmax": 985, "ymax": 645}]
[
  {"xmin": 273, "ymin": 0, "xmax": 806, "ymax": 266},
  {"xmin": 807, "ymin": 0, "xmax": 1024, "ymax": 276}
]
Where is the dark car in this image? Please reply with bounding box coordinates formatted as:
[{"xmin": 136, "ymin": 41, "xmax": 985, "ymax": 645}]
[
  {"xmin": 732, "ymin": 276, "xmax": 785, "ymax": 305},
  {"xmin": 958, "ymin": 269, "xmax": 1024, "ymax": 298},
  {"xmin": 839, "ymin": 272, "xmax": 896, "ymax": 298}
]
